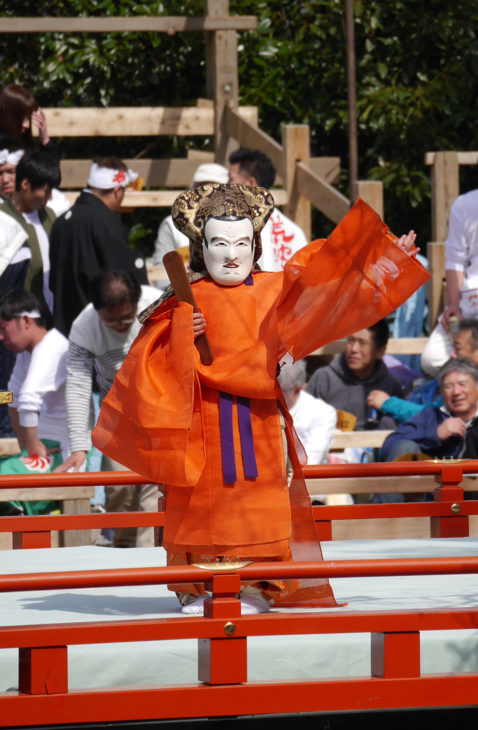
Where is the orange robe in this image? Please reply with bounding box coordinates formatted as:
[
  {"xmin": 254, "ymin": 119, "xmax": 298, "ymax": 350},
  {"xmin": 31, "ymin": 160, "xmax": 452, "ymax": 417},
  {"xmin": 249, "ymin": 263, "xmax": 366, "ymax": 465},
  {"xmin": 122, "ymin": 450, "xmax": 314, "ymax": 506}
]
[{"xmin": 93, "ymin": 200, "xmax": 429, "ymax": 566}]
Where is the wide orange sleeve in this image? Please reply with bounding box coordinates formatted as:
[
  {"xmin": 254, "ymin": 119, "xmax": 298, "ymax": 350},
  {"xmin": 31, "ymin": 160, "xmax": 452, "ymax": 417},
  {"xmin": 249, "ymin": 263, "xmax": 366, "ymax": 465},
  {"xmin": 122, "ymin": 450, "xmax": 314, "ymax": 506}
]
[
  {"xmin": 276, "ymin": 198, "xmax": 430, "ymax": 360},
  {"xmin": 92, "ymin": 301, "xmax": 205, "ymax": 485}
]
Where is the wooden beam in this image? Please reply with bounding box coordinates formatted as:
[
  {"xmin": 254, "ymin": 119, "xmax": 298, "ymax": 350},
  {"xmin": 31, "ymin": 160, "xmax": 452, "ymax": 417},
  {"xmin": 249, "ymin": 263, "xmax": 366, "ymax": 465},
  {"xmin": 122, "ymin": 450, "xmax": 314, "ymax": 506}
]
[
  {"xmin": 206, "ymin": 0, "xmax": 239, "ymax": 164},
  {"xmin": 309, "ymin": 337, "xmax": 428, "ymax": 356},
  {"xmin": 330, "ymin": 430, "xmax": 392, "ymax": 450},
  {"xmin": 60, "ymin": 158, "xmax": 215, "ymax": 188},
  {"xmin": 309, "ymin": 157, "xmax": 341, "ymax": 185},
  {"xmin": 295, "ymin": 160, "xmax": 350, "ymax": 223},
  {"xmin": 43, "ymin": 105, "xmax": 256, "ymax": 137},
  {"xmin": 282, "ymin": 125, "xmax": 311, "ymax": 239},
  {"xmin": 61, "ymin": 188, "xmax": 288, "ymax": 209},
  {"xmin": 354, "ymin": 180, "xmax": 383, "ymax": 219},
  {"xmin": 425, "ymin": 151, "xmax": 478, "ymax": 165},
  {"xmin": 225, "ymin": 106, "xmax": 283, "ymax": 178},
  {"xmin": 0, "ymin": 438, "xmax": 20, "ymax": 457},
  {"xmin": 0, "ymin": 487, "xmax": 94, "ymax": 501},
  {"xmin": 431, "ymin": 151, "xmax": 459, "ymax": 242},
  {"xmin": 307, "ymin": 476, "xmax": 478, "ymax": 495},
  {"xmin": 0, "ymin": 16, "xmax": 257, "ymax": 33},
  {"xmin": 427, "ymin": 242, "xmax": 446, "ymax": 330}
]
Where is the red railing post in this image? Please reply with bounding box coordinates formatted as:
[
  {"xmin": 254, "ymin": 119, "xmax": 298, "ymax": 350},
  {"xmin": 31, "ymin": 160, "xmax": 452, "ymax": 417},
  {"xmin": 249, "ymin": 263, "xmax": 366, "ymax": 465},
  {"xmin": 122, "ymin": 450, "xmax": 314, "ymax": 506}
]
[
  {"xmin": 19, "ymin": 646, "xmax": 68, "ymax": 694},
  {"xmin": 431, "ymin": 464, "xmax": 469, "ymax": 538},
  {"xmin": 371, "ymin": 631, "xmax": 420, "ymax": 678},
  {"xmin": 13, "ymin": 531, "xmax": 52, "ymax": 549},
  {"xmin": 198, "ymin": 572, "xmax": 247, "ymax": 685},
  {"xmin": 315, "ymin": 519, "xmax": 333, "ymax": 541}
]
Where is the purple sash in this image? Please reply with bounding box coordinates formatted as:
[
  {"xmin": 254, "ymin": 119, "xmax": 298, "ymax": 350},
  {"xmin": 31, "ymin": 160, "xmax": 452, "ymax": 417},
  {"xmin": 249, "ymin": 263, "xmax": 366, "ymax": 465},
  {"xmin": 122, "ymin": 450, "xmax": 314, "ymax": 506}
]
[{"xmin": 219, "ymin": 392, "xmax": 258, "ymax": 484}]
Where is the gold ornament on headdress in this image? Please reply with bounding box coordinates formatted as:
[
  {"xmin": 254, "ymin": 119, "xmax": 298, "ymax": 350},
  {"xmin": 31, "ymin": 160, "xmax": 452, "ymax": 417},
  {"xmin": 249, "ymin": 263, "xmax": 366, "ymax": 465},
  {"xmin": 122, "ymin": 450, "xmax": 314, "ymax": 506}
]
[{"xmin": 171, "ymin": 183, "xmax": 274, "ymax": 272}]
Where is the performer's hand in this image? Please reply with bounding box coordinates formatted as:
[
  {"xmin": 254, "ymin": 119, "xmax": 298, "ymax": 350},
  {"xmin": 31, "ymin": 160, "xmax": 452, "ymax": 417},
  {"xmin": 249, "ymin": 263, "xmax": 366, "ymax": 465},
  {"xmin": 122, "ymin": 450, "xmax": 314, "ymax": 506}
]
[
  {"xmin": 193, "ymin": 312, "xmax": 206, "ymax": 339},
  {"xmin": 396, "ymin": 230, "xmax": 419, "ymax": 256},
  {"xmin": 54, "ymin": 450, "xmax": 87, "ymax": 473},
  {"xmin": 367, "ymin": 389, "xmax": 389, "ymax": 410},
  {"xmin": 436, "ymin": 417, "xmax": 466, "ymax": 442}
]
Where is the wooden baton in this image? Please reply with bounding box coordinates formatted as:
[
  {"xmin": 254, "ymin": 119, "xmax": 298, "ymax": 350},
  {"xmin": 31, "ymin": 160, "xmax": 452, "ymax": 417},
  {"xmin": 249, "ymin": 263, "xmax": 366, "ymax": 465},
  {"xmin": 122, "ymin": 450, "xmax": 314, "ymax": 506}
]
[{"xmin": 163, "ymin": 250, "xmax": 213, "ymax": 366}]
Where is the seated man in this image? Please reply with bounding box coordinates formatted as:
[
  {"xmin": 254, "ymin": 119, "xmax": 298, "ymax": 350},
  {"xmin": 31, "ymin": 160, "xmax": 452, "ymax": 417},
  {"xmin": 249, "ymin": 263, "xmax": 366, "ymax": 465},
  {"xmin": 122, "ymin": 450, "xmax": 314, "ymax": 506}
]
[
  {"xmin": 56, "ymin": 269, "xmax": 161, "ymax": 547},
  {"xmin": 368, "ymin": 317, "xmax": 478, "ymax": 424},
  {"xmin": 0, "ymin": 289, "xmax": 70, "ymax": 515},
  {"xmin": 382, "ymin": 358, "xmax": 478, "ymax": 462},
  {"xmin": 306, "ymin": 319, "xmax": 402, "ymax": 430}
]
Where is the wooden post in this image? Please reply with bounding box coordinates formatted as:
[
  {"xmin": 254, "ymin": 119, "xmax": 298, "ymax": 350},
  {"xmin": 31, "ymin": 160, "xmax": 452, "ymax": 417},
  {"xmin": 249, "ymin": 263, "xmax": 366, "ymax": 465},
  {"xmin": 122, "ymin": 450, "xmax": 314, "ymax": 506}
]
[
  {"xmin": 431, "ymin": 151, "xmax": 459, "ymax": 242},
  {"xmin": 206, "ymin": 0, "xmax": 239, "ymax": 164},
  {"xmin": 371, "ymin": 632, "xmax": 420, "ymax": 678},
  {"xmin": 198, "ymin": 572, "xmax": 246, "ymax": 685},
  {"xmin": 282, "ymin": 125, "xmax": 311, "ymax": 240},
  {"xmin": 354, "ymin": 180, "xmax": 383, "ymax": 219},
  {"xmin": 431, "ymin": 465, "xmax": 469, "ymax": 538},
  {"xmin": 427, "ymin": 241, "xmax": 446, "ymax": 330},
  {"xmin": 19, "ymin": 646, "xmax": 68, "ymax": 694},
  {"xmin": 13, "ymin": 531, "xmax": 52, "ymax": 549}
]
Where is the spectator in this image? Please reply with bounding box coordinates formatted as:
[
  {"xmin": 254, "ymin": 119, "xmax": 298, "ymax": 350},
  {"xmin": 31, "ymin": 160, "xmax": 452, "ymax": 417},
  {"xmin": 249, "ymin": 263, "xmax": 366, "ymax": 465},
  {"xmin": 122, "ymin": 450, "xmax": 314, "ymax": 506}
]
[
  {"xmin": 421, "ymin": 186, "xmax": 478, "ymax": 377},
  {"xmin": 0, "ymin": 137, "xmax": 23, "ymax": 201},
  {"xmin": 0, "ymin": 84, "xmax": 57, "ymax": 157},
  {"xmin": 56, "ymin": 270, "xmax": 161, "ymax": 547},
  {"xmin": 1, "ymin": 149, "xmax": 60, "ymax": 320},
  {"xmin": 278, "ymin": 359, "xmax": 344, "ymax": 506},
  {"xmin": 0, "ymin": 135, "xmax": 68, "ymax": 218},
  {"xmin": 49, "ymin": 156, "xmax": 148, "ymax": 336},
  {"xmin": 306, "ymin": 319, "xmax": 402, "ymax": 431},
  {"xmin": 382, "ymin": 358, "xmax": 478, "ymax": 463},
  {"xmin": 278, "ymin": 359, "xmax": 336, "ymax": 467},
  {"xmin": 228, "ymin": 148, "xmax": 308, "ymax": 271},
  {"xmin": 370, "ymin": 317, "xmax": 478, "ymax": 424},
  {"xmin": 0, "ymin": 290, "xmax": 69, "ymax": 515},
  {"xmin": 152, "ymin": 162, "xmax": 229, "ymax": 289}
]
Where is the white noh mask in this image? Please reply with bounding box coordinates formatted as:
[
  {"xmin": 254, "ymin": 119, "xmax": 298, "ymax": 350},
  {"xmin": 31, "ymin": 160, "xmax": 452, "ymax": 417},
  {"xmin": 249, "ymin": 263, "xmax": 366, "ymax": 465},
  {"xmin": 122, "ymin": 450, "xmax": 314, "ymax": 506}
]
[{"xmin": 203, "ymin": 217, "xmax": 255, "ymax": 286}]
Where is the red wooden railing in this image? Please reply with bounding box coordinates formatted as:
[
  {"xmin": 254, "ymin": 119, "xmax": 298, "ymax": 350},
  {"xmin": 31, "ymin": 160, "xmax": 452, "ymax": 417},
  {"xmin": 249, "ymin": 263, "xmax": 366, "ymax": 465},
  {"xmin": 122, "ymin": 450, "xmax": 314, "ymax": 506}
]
[
  {"xmin": 0, "ymin": 461, "xmax": 477, "ymax": 546},
  {"xmin": 0, "ymin": 562, "xmax": 478, "ymax": 725},
  {"xmin": 0, "ymin": 462, "xmax": 478, "ymax": 724}
]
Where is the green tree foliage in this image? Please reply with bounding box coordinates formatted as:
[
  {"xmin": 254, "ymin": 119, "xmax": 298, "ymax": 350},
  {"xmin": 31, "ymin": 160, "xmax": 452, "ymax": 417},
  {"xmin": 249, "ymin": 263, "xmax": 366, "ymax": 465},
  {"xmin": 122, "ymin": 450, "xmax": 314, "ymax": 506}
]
[{"xmin": 1, "ymin": 1, "xmax": 478, "ymax": 248}]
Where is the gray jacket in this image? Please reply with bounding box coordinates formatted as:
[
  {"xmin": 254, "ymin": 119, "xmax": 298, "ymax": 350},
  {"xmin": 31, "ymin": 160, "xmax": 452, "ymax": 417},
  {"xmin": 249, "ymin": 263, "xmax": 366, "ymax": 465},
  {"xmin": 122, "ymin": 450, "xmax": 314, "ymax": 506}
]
[{"xmin": 306, "ymin": 352, "xmax": 402, "ymax": 430}]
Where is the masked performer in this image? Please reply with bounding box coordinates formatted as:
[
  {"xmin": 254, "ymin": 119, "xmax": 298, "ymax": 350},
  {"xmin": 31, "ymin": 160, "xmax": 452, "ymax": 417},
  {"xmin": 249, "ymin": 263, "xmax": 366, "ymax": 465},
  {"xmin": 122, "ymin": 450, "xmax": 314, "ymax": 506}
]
[{"xmin": 93, "ymin": 184, "xmax": 429, "ymax": 614}]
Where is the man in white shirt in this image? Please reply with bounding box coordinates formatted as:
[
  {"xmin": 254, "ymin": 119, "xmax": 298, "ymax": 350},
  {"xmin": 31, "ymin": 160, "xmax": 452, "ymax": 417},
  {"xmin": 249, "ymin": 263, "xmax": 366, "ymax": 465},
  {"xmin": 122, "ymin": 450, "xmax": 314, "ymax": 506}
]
[
  {"xmin": 422, "ymin": 188, "xmax": 478, "ymax": 377},
  {"xmin": 228, "ymin": 148, "xmax": 308, "ymax": 271},
  {"xmin": 56, "ymin": 269, "xmax": 161, "ymax": 547},
  {"xmin": 0, "ymin": 290, "xmax": 69, "ymax": 516}
]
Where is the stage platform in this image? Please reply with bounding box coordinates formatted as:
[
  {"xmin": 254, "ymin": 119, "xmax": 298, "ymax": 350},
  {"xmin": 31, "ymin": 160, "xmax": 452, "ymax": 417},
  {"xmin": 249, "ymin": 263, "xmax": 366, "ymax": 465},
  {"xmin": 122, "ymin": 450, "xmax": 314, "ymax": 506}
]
[{"xmin": 1, "ymin": 537, "xmax": 478, "ymax": 692}]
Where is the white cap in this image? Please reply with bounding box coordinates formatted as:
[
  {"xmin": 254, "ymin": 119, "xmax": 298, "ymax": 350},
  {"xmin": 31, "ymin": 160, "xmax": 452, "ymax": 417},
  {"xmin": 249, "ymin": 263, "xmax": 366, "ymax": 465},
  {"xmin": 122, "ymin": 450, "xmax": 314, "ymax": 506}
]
[{"xmin": 192, "ymin": 163, "xmax": 229, "ymax": 185}]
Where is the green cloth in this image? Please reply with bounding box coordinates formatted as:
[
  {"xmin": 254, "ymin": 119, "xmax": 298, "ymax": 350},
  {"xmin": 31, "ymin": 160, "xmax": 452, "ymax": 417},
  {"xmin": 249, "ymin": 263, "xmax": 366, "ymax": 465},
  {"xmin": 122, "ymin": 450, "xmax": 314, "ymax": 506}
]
[{"xmin": 0, "ymin": 439, "xmax": 62, "ymax": 515}]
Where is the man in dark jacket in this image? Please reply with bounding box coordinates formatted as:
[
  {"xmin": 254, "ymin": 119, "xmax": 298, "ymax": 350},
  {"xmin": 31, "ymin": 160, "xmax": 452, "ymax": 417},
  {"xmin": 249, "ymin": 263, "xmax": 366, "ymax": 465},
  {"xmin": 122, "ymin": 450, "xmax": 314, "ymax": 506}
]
[
  {"xmin": 49, "ymin": 156, "xmax": 148, "ymax": 336},
  {"xmin": 306, "ymin": 319, "xmax": 402, "ymax": 430},
  {"xmin": 382, "ymin": 358, "xmax": 478, "ymax": 462}
]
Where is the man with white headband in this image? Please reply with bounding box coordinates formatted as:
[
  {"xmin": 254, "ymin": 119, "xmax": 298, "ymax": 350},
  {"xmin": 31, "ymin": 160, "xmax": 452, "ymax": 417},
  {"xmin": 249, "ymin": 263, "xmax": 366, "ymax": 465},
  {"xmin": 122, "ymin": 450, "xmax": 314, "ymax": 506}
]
[
  {"xmin": 49, "ymin": 156, "xmax": 148, "ymax": 336},
  {"xmin": 0, "ymin": 289, "xmax": 71, "ymax": 516},
  {"xmin": 0, "ymin": 139, "xmax": 24, "ymax": 201}
]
